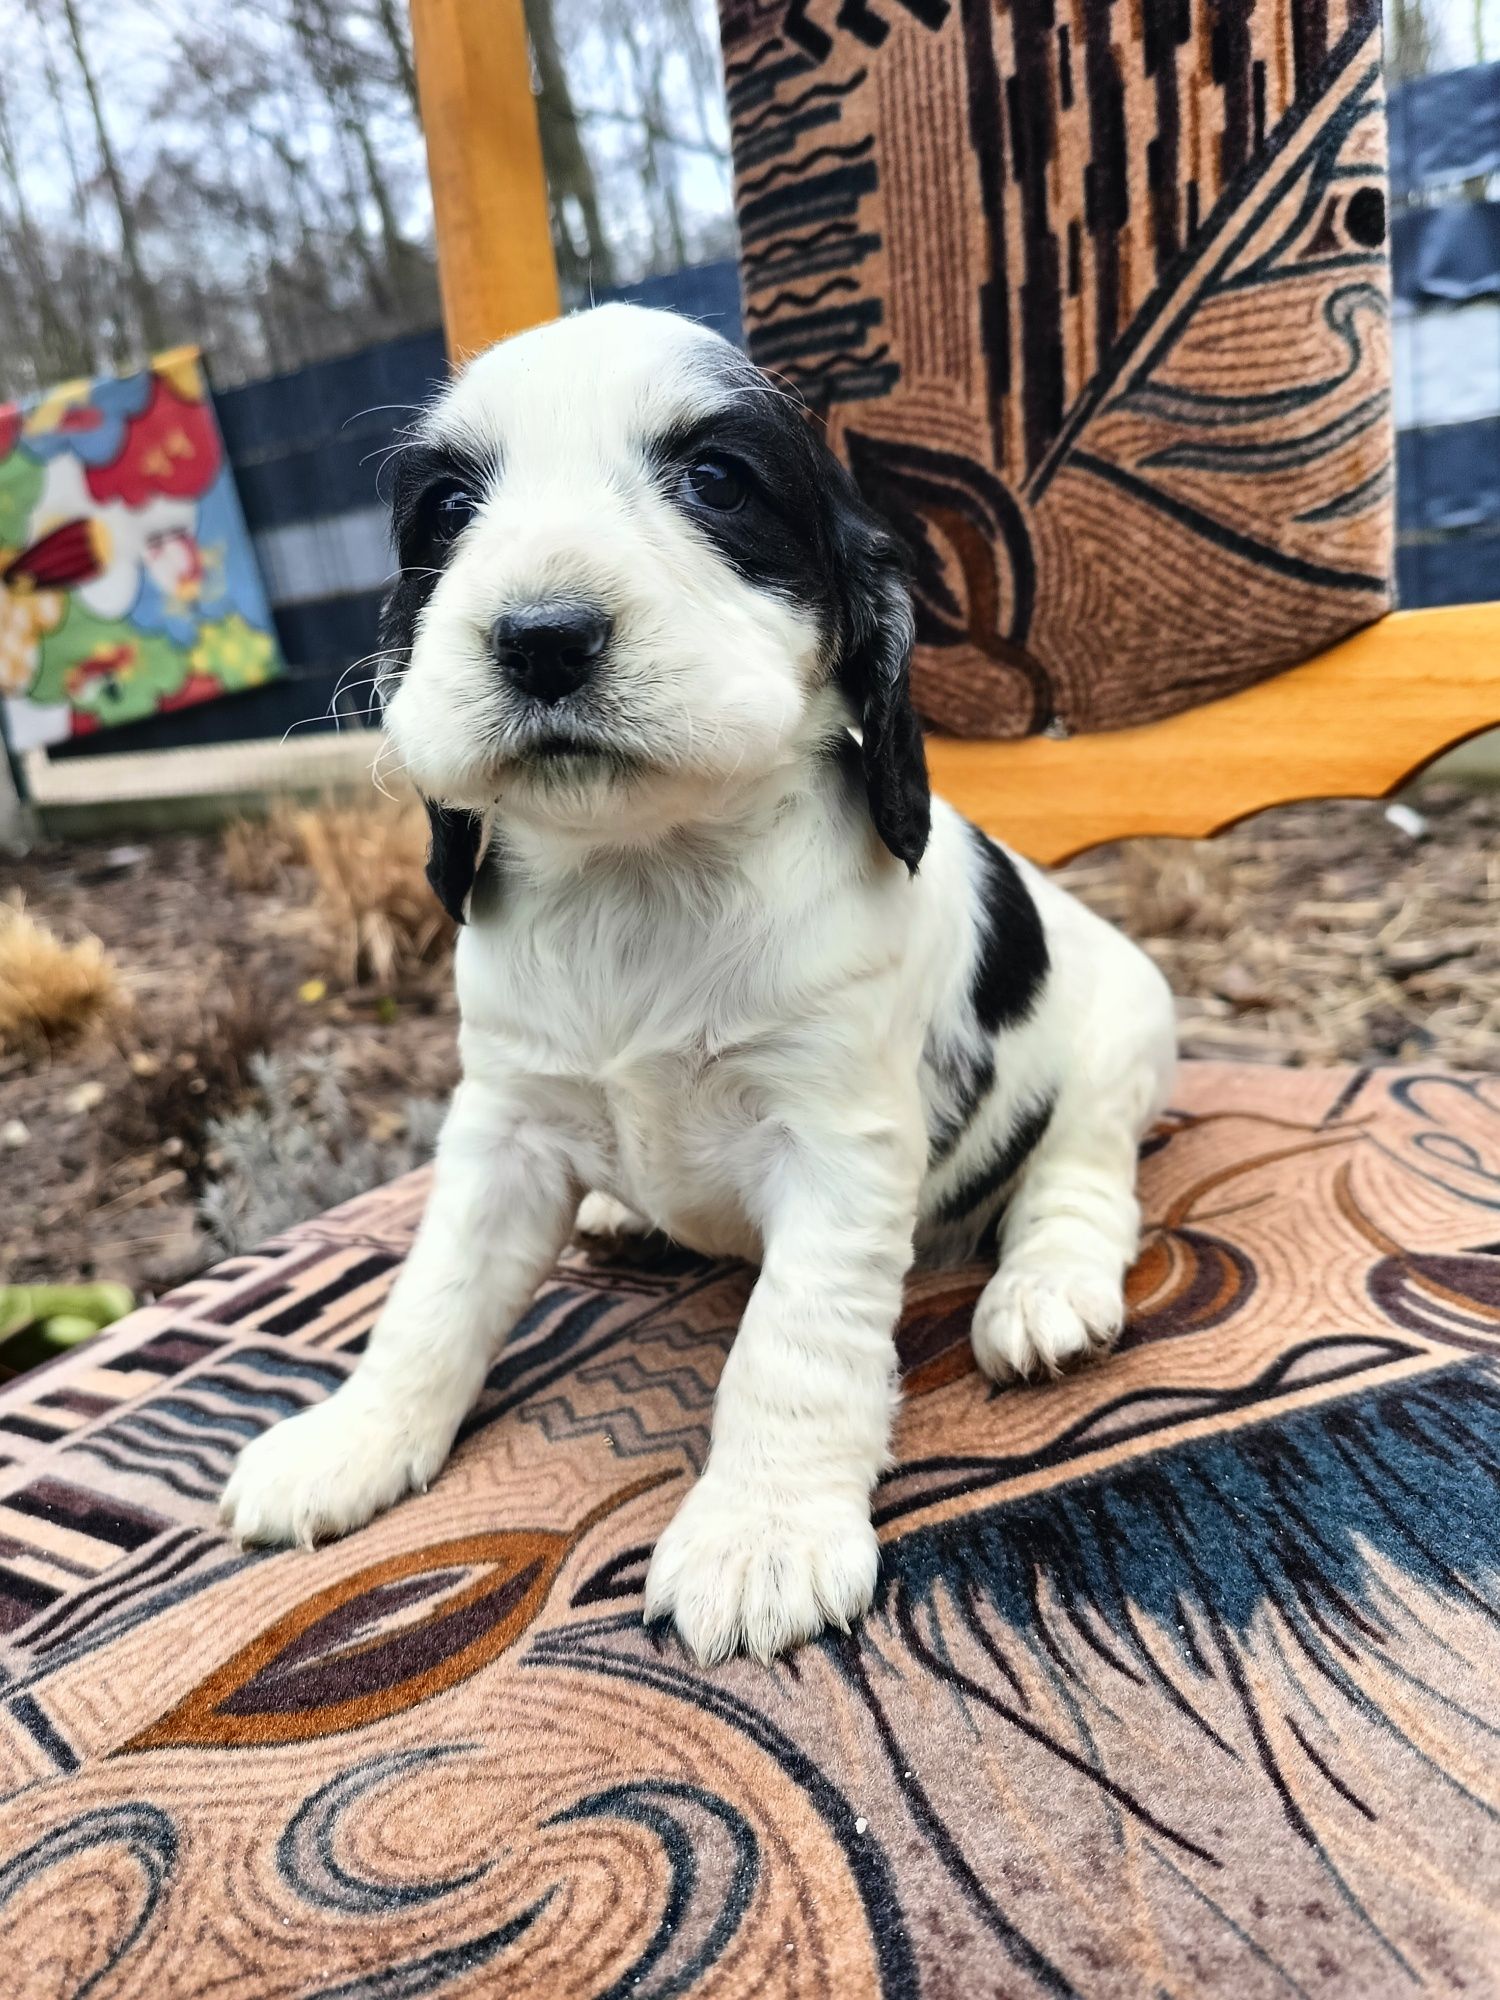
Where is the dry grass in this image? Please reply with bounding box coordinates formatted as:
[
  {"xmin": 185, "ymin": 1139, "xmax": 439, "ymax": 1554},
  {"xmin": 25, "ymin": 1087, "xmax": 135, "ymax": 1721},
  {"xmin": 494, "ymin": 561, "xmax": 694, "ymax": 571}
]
[
  {"xmin": 221, "ymin": 806, "xmax": 302, "ymax": 893},
  {"xmin": 224, "ymin": 791, "xmax": 452, "ymax": 992},
  {"xmin": 293, "ymin": 796, "xmax": 450, "ymax": 989},
  {"xmin": 0, "ymin": 899, "xmax": 123, "ymax": 1057},
  {"xmin": 1058, "ymin": 787, "xmax": 1500, "ymax": 1071}
]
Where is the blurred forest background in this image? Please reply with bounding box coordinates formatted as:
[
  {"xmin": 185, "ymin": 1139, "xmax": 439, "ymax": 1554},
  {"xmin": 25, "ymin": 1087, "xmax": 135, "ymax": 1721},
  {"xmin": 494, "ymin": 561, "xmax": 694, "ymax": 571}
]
[
  {"xmin": 0, "ymin": 0, "xmax": 734, "ymax": 400},
  {"xmin": 1, "ymin": 0, "xmax": 1493, "ymax": 402}
]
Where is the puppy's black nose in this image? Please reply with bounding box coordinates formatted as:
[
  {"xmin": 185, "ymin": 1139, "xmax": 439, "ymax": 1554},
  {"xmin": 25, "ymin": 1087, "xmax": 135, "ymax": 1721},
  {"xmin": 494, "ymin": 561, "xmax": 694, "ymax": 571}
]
[{"xmin": 490, "ymin": 602, "xmax": 612, "ymax": 704}]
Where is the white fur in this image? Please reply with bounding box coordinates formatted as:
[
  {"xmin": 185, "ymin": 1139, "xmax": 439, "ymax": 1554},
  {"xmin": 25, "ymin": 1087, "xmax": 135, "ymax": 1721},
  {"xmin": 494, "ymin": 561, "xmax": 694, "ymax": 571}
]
[
  {"xmin": 222, "ymin": 305, "xmax": 1176, "ymax": 1664},
  {"xmin": 380, "ymin": 308, "xmax": 821, "ymax": 839}
]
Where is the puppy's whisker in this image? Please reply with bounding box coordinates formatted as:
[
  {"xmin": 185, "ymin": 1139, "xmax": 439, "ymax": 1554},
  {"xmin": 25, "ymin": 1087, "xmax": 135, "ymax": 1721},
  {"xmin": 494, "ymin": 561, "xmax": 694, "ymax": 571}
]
[
  {"xmin": 368, "ymin": 735, "xmax": 410, "ymax": 804},
  {"xmin": 343, "ymin": 402, "xmax": 422, "ymax": 429},
  {"xmin": 328, "ymin": 674, "xmax": 383, "ymax": 713},
  {"xmin": 333, "ymin": 650, "xmax": 403, "ymax": 697}
]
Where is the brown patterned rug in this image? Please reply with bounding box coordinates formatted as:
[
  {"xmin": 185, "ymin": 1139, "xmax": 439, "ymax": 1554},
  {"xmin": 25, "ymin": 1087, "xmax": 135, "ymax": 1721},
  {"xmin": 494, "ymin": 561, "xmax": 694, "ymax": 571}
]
[
  {"xmin": 719, "ymin": 0, "xmax": 1394, "ymax": 738},
  {"xmin": 1, "ymin": 1060, "xmax": 1498, "ymax": 1995}
]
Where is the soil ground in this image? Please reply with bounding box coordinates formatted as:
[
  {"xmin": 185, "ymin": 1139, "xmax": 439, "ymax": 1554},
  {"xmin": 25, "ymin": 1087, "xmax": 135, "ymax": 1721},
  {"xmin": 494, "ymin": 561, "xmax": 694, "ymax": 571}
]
[
  {"xmin": 2, "ymin": 830, "xmax": 459, "ymax": 1295},
  {"xmin": 2, "ymin": 780, "xmax": 1495, "ymax": 1301}
]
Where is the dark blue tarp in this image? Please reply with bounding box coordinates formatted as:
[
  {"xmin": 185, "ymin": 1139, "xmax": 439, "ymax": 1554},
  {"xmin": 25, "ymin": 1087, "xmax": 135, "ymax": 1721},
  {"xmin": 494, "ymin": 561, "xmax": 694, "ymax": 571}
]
[
  {"xmin": 1392, "ymin": 202, "xmax": 1500, "ymax": 304},
  {"xmin": 1388, "ymin": 61, "xmax": 1500, "ymax": 195},
  {"xmin": 1397, "ymin": 527, "xmax": 1500, "ymax": 607},
  {"xmin": 1398, "ymin": 418, "xmax": 1500, "ymax": 532},
  {"xmin": 213, "ymin": 326, "xmax": 450, "ymax": 535},
  {"xmin": 593, "ymin": 259, "xmax": 743, "ymax": 345}
]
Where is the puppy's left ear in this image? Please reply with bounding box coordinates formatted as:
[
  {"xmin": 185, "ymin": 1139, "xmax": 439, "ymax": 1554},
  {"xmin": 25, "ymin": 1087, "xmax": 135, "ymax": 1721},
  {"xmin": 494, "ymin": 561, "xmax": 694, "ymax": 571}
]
[
  {"xmin": 828, "ymin": 477, "xmax": 931, "ymax": 871},
  {"xmin": 423, "ymin": 800, "xmax": 484, "ymax": 925}
]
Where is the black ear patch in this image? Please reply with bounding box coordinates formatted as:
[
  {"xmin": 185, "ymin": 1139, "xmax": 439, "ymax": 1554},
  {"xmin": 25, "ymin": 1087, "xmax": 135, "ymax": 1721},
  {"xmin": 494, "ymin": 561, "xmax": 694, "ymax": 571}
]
[
  {"xmin": 828, "ymin": 477, "xmax": 931, "ymax": 871},
  {"xmin": 379, "ymin": 440, "xmax": 493, "ymax": 924},
  {"xmin": 424, "ymin": 801, "xmax": 485, "ymax": 925},
  {"xmin": 376, "ymin": 438, "xmax": 490, "ymax": 706}
]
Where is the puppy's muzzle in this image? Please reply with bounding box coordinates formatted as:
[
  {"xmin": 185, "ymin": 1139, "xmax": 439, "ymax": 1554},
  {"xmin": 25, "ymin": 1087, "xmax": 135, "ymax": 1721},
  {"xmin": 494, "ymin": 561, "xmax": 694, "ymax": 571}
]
[{"xmin": 489, "ymin": 600, "xmax": 613, "ymax": 706}]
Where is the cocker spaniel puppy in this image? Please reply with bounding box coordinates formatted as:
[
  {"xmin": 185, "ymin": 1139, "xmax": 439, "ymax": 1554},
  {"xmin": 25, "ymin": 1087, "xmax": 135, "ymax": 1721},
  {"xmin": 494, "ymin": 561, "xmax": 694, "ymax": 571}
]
[{"xmin": 222, "ymin": 305, "xmax": 1175, "ymax": 1663}]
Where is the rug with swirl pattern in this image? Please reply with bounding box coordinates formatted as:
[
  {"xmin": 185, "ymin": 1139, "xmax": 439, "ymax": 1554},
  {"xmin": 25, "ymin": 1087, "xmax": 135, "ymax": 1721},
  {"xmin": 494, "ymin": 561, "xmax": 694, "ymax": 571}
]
[{"xmin": 0, "ymin": 1060, "xmax": 1497, "ymax": 1996}]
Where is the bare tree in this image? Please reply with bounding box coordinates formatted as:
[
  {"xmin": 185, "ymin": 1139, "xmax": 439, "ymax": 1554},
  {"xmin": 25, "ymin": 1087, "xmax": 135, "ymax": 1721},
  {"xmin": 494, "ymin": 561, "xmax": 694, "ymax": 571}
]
[
  {"xmin": 0, "ymin": 79, "xmax": 80, "ymax": 381},
  {"xmin": 0, "ymin": 0, "xmax": 733, "ymax": 401},
  {"xmin": 526, "ymin": 0, "xmax": 619, "ymax": 291},
  {"xmin": 366, "ymin": 0, "xmax": 421, "ymax": 117},
  {"xmin": 1387, "ymin": 0, "xmax": 1437, "ymax": 80},
  {"xmin": 56, "ymin": 0, "xmax": 167, "ymax": 352}
]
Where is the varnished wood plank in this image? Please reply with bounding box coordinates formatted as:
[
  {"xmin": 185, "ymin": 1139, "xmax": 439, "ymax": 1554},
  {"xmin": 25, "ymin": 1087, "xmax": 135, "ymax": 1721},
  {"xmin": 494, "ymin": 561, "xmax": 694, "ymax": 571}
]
[
  {"xmin": 409, "ymin": 0, "xmax": 560, "ymax": 359},
  {"xmin": 927, "ymin": 604, "xmax": 1500, "ymax": 864}
]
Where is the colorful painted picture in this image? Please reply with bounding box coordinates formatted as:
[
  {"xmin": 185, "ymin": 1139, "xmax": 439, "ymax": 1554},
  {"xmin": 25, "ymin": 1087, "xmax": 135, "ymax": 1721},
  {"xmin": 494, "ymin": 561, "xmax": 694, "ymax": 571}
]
[{"xmin": 0, "ymin": 348, "xmax": 282, "ymax": 752}]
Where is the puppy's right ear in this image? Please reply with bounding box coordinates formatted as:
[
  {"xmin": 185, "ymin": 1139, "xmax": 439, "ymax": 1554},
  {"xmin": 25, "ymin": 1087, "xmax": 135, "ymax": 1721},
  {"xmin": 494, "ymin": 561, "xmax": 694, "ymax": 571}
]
[{"xmin": 423, "ymin": 800, "xmax": 484, "ymax": 925}]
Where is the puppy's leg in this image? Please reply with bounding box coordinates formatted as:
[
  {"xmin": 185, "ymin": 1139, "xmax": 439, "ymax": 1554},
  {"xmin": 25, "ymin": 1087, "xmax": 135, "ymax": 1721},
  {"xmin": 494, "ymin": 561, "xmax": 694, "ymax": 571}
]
[
  {"xmin": 645, "ymin": 1092, "xmax": 922, "ymax": 1664},
  {"xmin": 969, "ymin": 1104, "xmax": 1143, "ymax": 1380},
  {"xmin": 971, "ymin": 1010, "xmax": 1173, "ymax": 1382},
  {"xmin": 221, "ymin": 1080, "xmax": 578, "ymax": 1546}
]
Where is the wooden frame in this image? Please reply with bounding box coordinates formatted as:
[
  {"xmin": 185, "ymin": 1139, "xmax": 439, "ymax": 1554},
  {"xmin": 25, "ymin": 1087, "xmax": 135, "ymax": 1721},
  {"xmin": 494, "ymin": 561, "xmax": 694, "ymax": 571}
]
[
  {"xmin": 405, "ymin": 4, "xmax": 1500, "ymax": 863},
  {"xmin": 409, "ymin": 0, "xmax": 560, "ymax": 355},
  {"xmin": 930, "ymin": 604, "xmax": 1500, "ymax": 863}
]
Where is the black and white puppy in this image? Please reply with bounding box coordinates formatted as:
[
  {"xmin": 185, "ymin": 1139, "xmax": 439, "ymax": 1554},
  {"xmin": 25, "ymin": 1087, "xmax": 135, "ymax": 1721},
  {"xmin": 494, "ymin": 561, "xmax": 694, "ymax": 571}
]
[{"xmin": 222, "ymin": 305, "xmax": 1176, "ymax": 1663}]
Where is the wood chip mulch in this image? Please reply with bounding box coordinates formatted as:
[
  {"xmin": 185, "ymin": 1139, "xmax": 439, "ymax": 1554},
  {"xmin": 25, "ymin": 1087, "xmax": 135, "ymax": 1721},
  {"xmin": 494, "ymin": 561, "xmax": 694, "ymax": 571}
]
[{"xmin": 1057, "ymin": 783, "xmax": 1499, "ymax": 1072}]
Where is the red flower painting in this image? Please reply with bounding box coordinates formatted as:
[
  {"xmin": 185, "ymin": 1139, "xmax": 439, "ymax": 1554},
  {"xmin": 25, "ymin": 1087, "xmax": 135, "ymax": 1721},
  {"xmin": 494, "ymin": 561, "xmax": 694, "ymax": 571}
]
[{"xmin": 85, "ymin": 372, "xmax": 221, "ymax": 508}]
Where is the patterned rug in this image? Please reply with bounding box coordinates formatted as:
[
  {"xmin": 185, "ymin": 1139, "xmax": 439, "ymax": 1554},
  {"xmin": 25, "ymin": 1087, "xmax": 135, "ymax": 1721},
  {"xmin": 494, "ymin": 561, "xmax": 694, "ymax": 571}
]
[
  {"xmin": 1, "ymin": 1060, "xmax": 1498, "ymax": 1996},
  {"xmin": 718, "ymin": 0, "xmax": 1394, "ymax": 738}
]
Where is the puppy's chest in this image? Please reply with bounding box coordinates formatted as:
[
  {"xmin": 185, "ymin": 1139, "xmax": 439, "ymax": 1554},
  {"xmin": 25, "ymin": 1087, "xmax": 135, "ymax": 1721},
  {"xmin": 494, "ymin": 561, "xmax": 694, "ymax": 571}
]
[
  {"xmin": 463, "ymin": 904, "xmax": 782, "ymax": 1250},
  {"xmin": 533, "ymin": 1023, "xmax": 764, "ymax": 1261},
  {"xmin": 595, "ymin": 1049, "xmax": 764, "ymax": 1242}
]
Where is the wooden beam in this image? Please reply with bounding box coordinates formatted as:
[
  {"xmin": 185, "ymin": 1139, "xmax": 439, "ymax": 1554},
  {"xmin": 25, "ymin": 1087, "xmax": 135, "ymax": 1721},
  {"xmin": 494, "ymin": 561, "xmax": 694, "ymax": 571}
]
[
  {"xmin": 408, "ymin": 0, "xmax": 560, "ymax": 360},
  {"xmin": 927, "ymin": 603, "xmax": 1500, "ymax": 864}
]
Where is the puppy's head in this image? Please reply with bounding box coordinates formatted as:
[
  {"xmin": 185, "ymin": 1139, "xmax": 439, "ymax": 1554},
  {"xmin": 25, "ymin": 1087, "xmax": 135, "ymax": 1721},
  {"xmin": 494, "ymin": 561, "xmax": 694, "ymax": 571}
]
[{"xmin": 378, "ymin": 304, "xmax": 928, "ymax": 918}]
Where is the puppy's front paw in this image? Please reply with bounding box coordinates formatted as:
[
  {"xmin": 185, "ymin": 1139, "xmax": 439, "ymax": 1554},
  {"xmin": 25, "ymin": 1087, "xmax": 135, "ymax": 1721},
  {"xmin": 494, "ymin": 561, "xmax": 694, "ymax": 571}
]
[
  {"xmin": 219, "ymin": 1387, "xmax": 448, "ymax": 1549},
  {"xmin": 970, "ymin": 1258, "xmax": 1124, "ymax": 1382},
  {"xmin": 644, "ymin": 1474, "xmax": 878, "ymax": 1665}
]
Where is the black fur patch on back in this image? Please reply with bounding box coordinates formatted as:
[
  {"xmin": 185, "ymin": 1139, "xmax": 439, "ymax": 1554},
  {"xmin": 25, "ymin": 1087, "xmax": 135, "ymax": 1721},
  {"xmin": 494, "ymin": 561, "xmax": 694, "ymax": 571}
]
[
  {"xmin": 928, "ymin": 827, "xmax": 1050, "ymax": 1163},
  {"xmin": 968, "ymin": 824, "xmax": 1050, "ymax": 1035}
]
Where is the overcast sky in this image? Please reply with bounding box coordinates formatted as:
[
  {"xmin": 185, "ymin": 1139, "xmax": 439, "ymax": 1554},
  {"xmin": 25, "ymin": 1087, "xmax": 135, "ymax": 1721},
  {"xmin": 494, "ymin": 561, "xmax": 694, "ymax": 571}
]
[{"xmin": 6, "ymin": 0, "xmax": 733, "ymax": 291}]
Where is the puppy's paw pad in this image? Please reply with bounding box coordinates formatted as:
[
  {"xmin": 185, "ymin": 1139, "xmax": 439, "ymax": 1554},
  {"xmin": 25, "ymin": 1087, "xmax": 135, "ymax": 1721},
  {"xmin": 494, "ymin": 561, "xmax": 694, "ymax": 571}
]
[
  {"xmin": 971, "ymin": 1262, "xmax": 1123, "ymax": 1383},
  {"xmin": 220, "ymin": 1392, "xmax": 443, "ymax": 1549},
  {"xmin": 644, "ymin": 1479, "xmax": 877, "ymax": 1665},
  {"xmin": 576, "ymin": 1192, "xmax": 651, "ymax": 1239}
]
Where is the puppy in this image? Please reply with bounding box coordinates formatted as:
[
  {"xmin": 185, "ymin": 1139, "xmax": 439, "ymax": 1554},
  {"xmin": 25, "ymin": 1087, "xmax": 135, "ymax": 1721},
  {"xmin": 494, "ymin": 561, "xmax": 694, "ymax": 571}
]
[{"xmin": 222, "ymin": 304, "xmax": 1176, "ymax": 1663}]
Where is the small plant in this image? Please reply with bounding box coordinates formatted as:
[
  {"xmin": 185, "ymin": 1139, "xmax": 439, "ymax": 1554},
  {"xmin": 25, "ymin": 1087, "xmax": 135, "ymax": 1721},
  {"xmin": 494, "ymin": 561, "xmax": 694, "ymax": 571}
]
[
  {"xmin": 198, "ymin": 1050, "xmax": 444, "ymax": 1254},
  {"xmin": 0, "ymin": 1283, "xmax": 135, "ymax": 1383},
  {"xmin": 97, "ymin": 981, "xmax": 287, "ymax": 1185},
  {"xmin": 0, "ymin": 898, "xmax": 122, "ymax": 1057},
  {"xmin": 223, "ymin": 790, "xmax": 452, "ymax": 992}
]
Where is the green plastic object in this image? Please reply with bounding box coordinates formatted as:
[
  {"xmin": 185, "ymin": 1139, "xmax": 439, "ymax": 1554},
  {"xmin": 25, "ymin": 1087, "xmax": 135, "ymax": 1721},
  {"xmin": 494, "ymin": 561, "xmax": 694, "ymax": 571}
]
[{"xmin": 0, "ymin": 1284, "xmax": 135, "ymax": 1372}]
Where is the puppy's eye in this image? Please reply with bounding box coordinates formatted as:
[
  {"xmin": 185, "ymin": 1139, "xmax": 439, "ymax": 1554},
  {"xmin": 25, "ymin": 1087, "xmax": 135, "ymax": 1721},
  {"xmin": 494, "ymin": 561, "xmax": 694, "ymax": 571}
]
[
  {"xmin": 430, "ymin": 480, "xmax": 478, "ymax": 540},
  {"xmin": 684, "ymin": 457, "xmax": 746, "ymax": 512}
]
